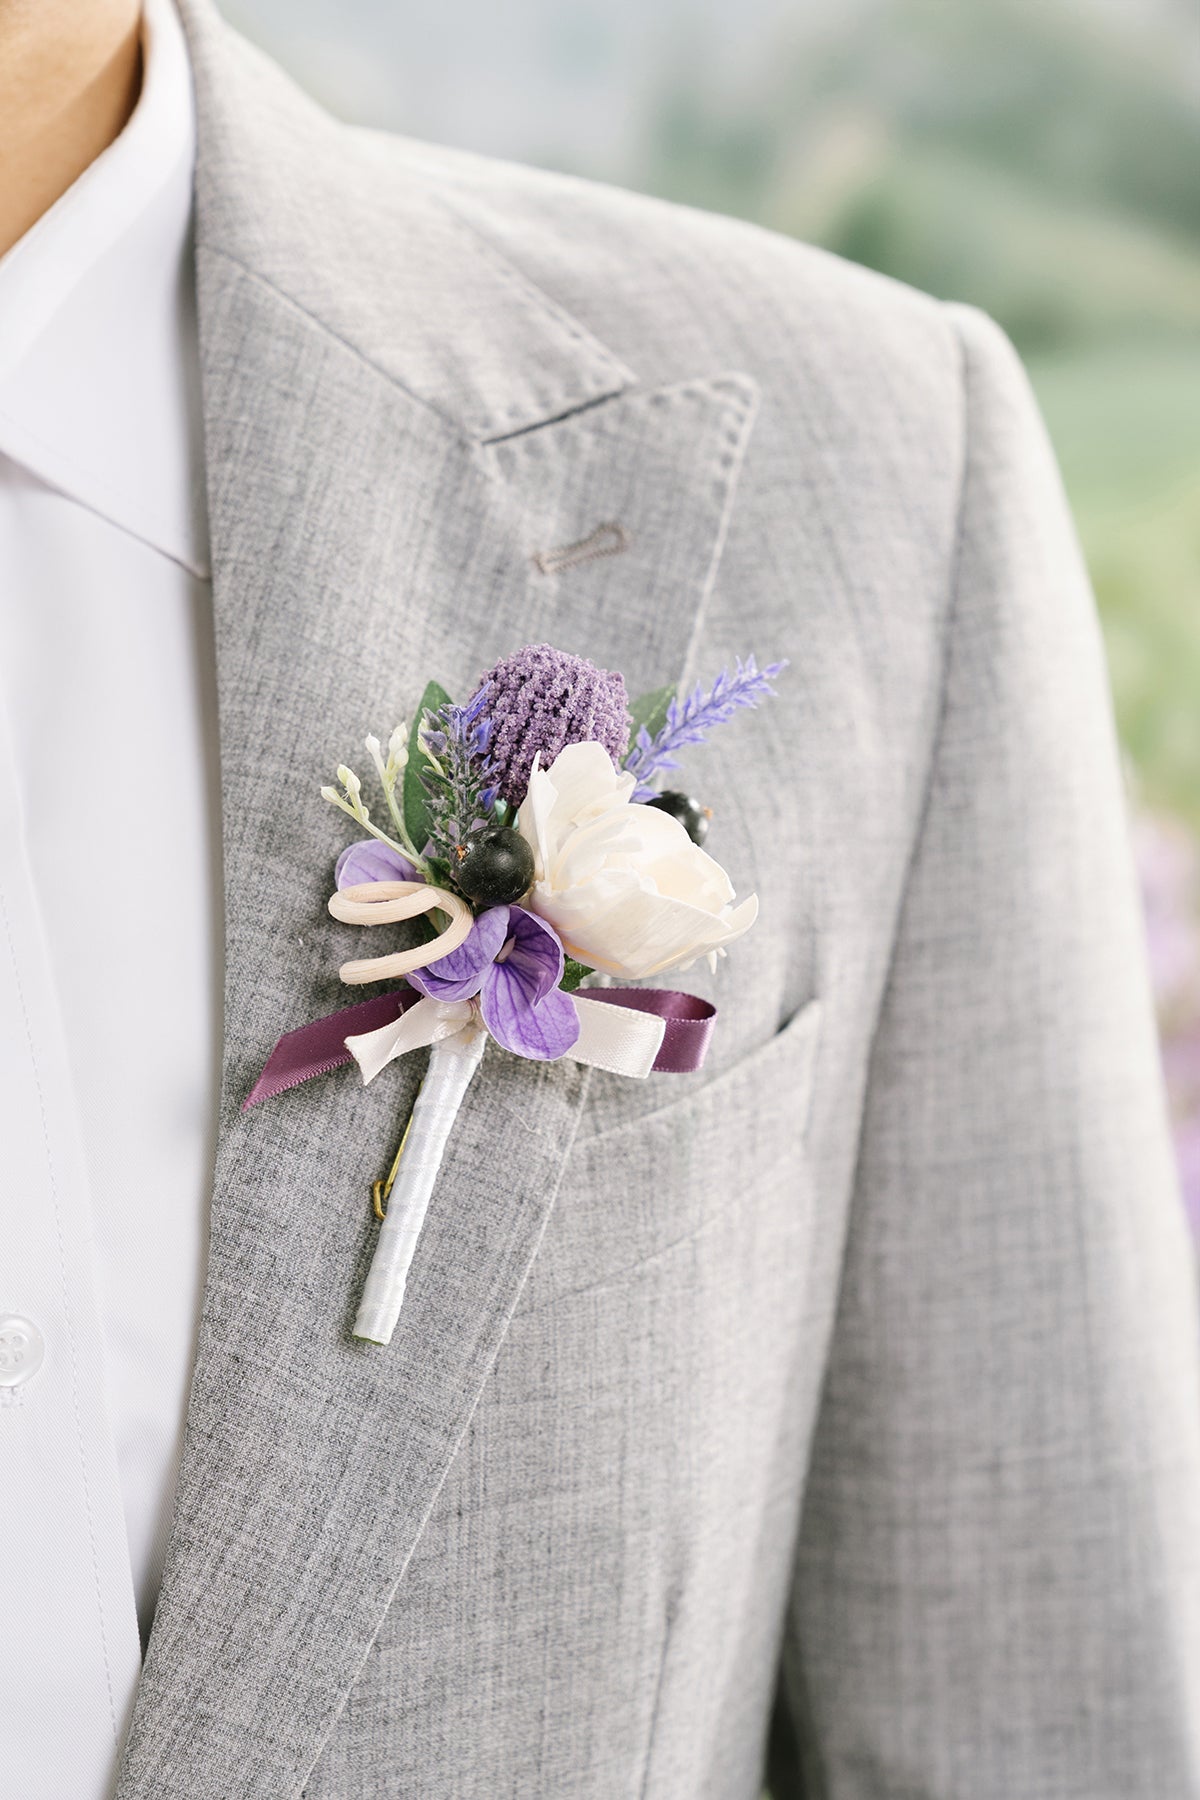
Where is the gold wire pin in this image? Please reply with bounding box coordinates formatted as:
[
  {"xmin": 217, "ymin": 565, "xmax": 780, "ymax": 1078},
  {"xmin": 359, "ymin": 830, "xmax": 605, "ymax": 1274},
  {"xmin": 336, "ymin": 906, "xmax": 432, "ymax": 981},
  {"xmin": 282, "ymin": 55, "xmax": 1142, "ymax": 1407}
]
[{"xmin": 371, "ymin": 1094, "xmax": 418, "ymax": 1220}]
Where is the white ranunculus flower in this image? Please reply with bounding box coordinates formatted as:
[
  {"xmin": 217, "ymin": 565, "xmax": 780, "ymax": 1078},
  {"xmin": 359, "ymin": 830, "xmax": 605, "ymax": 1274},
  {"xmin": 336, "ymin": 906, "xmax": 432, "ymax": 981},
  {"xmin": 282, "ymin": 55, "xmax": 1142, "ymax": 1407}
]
[{"xmin": 518, "ymin": 741, "xmax": 758, "ymax": 980}]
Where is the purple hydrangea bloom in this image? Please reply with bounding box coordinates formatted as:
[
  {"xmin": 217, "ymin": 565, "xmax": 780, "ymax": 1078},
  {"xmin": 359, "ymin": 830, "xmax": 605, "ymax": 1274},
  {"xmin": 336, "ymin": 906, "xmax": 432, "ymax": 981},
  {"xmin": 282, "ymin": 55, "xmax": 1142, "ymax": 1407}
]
[
  {"xmin": 468, "ymin": 644, "xmax": 629, "ymax": 809},
  {"xmin": 409, "ymin": 904, "xmax": 580, "ymax": 1061}
]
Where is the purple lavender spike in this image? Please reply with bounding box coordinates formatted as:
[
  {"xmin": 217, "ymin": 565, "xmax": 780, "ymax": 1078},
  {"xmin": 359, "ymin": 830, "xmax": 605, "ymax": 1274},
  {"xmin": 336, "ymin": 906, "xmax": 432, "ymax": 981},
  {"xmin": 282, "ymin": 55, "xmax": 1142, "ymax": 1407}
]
[
  {"xmin": 625, "ymin": 654, "xmax": 787, "ymax": 797},
  {"xmin": 419, "ymin": 685, "xmax": 504, "ymax": 859}
]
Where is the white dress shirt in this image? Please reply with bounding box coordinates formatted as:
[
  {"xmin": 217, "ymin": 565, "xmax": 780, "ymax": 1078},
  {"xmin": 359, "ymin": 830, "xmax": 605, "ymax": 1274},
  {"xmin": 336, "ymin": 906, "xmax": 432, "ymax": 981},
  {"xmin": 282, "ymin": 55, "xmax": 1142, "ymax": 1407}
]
[{"xmin": 0, "ymin": 0, "xmax": 219, "ymax": 1794}]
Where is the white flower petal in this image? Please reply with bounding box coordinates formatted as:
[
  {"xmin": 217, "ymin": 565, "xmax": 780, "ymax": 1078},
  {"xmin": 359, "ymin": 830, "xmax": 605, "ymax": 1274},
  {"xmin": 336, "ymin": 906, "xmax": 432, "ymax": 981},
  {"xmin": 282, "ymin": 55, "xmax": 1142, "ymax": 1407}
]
[{"xmin": 521, "ymin": 743, "xmax": 758, "ymax": 980}]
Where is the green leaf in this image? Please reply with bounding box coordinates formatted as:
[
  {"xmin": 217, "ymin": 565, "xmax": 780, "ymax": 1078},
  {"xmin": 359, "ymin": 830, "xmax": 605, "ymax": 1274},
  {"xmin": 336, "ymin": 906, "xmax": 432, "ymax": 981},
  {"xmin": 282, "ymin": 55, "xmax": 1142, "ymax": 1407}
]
[
  {"xmin": 403, "ymin": 679, "xmax": 451, "ymax": 857},
  {"xmin": 559, "ymin": 957, "xmax": 591, "ymax": 993},
  {"xmin": 625, "ymin": 683, "xmax": 676, "ymax": 758}
]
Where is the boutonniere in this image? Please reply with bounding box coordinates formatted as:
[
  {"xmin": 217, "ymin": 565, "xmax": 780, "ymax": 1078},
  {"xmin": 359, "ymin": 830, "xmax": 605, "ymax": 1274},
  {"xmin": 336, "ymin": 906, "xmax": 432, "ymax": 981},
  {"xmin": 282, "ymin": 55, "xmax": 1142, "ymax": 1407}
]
[{"xmin": 246, "ymin": 643, "xmax": 783, "ymax": 1344}]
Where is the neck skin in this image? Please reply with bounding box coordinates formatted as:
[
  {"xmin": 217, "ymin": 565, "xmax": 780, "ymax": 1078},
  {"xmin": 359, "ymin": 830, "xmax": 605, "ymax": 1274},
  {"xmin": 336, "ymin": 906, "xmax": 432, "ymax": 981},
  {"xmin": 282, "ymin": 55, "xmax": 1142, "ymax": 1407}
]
[{"xmin": 0, "ymin": 0, "xmax": 143, "ymax": 260}]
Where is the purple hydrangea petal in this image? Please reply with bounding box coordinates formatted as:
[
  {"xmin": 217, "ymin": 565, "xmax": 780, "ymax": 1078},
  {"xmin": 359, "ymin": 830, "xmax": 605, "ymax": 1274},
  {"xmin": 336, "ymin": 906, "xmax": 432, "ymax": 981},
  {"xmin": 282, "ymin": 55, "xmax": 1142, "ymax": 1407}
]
[
  {"xmin": 481, "ymin": 970, "xmax": 579, "ymax": 1060},
  {"xmin": 478, "ymin": 908, "xmax": 576, "ymax": 1060},
  {"xmin": 498, "ymin": 905, "xmax": 566, "ymax": 1003},
  {"xmin": 407, "ymin": 905, "xmax": 511, "ymax": 1002},
  {"xmin": 336, "ymin": 839, "xmax": 418, "ymax": 889}
]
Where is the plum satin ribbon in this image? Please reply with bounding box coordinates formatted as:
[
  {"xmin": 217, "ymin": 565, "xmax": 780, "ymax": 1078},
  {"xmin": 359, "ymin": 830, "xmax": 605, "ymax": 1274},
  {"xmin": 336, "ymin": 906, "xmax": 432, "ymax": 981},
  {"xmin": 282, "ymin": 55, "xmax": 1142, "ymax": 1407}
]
[
  {"xmin": 577, "ymin": 986, "xmax": 717, "ymax": 1072},
  {"xmin": 243, "ymin": 985, "xmax": 716, "ymax": 1109}
]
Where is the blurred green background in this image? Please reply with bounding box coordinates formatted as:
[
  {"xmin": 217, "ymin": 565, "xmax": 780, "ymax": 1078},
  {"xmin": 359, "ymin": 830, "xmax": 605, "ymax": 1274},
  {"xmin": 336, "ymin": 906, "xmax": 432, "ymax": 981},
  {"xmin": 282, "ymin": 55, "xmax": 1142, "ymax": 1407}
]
[
  {"xmin": 230, "ymin": 0, "xmax": 1200, "ymax": 1216},
  {"xmin": 644, "ymin": 1, "xmax": 1200, "ymax": 837}
]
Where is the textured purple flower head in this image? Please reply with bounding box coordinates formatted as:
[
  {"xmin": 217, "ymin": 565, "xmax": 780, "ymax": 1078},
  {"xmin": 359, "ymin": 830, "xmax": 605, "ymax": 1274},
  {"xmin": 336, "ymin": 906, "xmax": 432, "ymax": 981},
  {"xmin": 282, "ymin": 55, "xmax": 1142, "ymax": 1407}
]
[{"xmin": 468, "ymin": 644, "xmax": 629, "ymax": 809}]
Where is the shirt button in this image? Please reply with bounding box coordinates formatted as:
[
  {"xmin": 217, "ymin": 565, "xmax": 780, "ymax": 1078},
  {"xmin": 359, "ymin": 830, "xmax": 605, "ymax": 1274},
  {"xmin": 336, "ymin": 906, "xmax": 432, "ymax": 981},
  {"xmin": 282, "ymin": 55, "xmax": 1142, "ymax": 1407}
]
[{"xmin": 0, "ymin": 1316, "xmax": 45, "ymax": 1388}]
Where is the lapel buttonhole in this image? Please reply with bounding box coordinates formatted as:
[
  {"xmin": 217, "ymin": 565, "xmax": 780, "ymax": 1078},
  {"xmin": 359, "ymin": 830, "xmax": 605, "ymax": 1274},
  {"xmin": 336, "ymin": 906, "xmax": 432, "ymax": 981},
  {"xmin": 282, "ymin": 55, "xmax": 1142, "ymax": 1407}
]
[{"xmin": 532, "ymin": 519, "xmax": 630, "ymax": 576}]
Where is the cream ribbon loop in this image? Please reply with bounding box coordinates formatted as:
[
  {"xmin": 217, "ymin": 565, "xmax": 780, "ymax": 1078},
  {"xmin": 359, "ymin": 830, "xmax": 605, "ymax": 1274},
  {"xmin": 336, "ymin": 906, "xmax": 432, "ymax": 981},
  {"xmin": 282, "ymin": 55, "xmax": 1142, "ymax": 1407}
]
[
  {"xmin": 343, "ymin": 989, "xmax": 666, "ymax": 1087},
  {"xmin": 345, "ymin": 996, "xmax": 476, "ymax": 1085},
  {"xmin": 328, "ymin": 879, "xmax": 474, "ymax": 984},
  {"xmin": 568, "ymin": 993, "xmax": 666, "ymax": 1078}
]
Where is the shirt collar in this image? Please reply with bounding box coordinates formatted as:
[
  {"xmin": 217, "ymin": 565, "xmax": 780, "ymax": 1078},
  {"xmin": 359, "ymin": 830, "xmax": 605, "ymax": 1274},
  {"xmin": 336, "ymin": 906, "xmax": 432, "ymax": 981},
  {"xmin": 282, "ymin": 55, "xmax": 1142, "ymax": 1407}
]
[{"xmin": 0, "ymin": 0, "xmax": 209, "ymax": 578}]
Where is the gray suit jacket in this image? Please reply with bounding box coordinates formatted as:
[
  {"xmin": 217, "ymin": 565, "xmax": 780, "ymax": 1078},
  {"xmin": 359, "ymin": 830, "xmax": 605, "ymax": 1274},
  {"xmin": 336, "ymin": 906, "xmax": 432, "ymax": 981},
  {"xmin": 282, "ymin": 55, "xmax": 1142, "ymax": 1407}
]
[{"xmin": 116, "ymin": 3, "xmax": 1200, "ymax": 1795}]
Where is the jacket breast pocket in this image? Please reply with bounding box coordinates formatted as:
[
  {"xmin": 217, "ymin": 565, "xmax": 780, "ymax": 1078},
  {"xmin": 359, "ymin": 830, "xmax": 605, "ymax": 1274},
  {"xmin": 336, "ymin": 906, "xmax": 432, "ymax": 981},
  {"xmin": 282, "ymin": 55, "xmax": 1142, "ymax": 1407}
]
[{"xmin": 514, "ymin": 998, "xmax": 823, "ymax": 1315}]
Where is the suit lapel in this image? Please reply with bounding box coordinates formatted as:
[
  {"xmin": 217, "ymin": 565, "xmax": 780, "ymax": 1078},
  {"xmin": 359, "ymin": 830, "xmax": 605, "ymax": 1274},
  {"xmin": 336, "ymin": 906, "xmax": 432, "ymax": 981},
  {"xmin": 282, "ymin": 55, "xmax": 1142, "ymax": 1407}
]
[{"xmin": 117, "ymin": 7, "xmax": 758, "ymax": 1796}]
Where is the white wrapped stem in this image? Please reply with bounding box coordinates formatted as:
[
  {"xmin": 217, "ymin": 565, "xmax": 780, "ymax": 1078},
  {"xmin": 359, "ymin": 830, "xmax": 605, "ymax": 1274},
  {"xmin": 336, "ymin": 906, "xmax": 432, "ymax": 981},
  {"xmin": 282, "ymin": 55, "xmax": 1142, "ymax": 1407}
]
[{"xmin": 353, "ymin": 1023, "xmax": 487, "ymax": 1345}]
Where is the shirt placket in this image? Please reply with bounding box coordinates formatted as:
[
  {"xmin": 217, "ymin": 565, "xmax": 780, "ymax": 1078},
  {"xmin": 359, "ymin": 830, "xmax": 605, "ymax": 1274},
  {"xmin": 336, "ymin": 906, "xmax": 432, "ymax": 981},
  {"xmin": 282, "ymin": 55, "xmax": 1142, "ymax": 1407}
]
[{"xmin": 0, "ymin": 704, "xmax": 142, "ymax": 1800}]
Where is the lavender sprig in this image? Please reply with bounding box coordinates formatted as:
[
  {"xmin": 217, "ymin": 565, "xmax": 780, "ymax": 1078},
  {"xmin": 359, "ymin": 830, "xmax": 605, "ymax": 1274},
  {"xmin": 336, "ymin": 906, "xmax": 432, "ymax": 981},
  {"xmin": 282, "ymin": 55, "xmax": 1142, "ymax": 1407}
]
[
  {"xmin": 418, "ymin": 683, "xmax": 502, "ymax": 863},
  {"xmin": 623, "ymin": 656, "xmax": 786, "ymax": 798}
]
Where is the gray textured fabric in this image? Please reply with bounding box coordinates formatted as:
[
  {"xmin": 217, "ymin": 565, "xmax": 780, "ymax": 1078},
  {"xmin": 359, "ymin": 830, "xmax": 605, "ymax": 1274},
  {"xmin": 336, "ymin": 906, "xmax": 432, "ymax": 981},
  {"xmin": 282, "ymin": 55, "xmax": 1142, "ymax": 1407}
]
[{"xmin": 113, "ymin": 3, "xmax": 1200, "ymax": 1795}]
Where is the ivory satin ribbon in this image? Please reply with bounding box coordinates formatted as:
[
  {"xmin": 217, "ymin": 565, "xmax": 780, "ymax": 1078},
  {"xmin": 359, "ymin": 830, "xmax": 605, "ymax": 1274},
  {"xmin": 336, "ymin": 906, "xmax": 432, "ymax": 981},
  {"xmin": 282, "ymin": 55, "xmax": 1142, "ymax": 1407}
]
[
  {"xmin": 243, "ymin": 984, "xmax": 716, "ymax": 1109},
  {"xmin": 343, "ymin": 989, "xmax": 669, "ymax": 1086}
]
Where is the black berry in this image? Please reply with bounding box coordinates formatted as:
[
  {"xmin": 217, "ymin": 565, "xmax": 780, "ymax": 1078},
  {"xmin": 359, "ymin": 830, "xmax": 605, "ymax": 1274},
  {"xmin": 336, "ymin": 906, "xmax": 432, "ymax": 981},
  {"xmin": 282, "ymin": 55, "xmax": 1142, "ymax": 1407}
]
[
  {"xmin": 453, "ymin": 826, "xmax": 535, "ymax": 906},
  {"xmin": 646, "ymin": 790, "xmax": 711, "ymax": 847}
]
